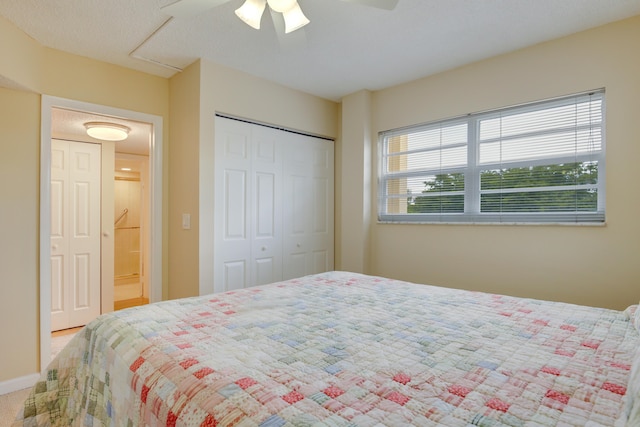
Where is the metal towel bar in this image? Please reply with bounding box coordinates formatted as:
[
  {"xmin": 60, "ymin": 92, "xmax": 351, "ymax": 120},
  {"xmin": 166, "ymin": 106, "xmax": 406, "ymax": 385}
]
[{"xmin": 115, "ymin": 208, "xmax": 129, "ymax": 225}]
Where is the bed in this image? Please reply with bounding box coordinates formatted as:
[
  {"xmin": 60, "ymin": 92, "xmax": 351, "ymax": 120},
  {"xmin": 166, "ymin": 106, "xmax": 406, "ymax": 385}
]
[{"xmin": 14, "ymin": 271, "xmax": 640, "ymax": 426}]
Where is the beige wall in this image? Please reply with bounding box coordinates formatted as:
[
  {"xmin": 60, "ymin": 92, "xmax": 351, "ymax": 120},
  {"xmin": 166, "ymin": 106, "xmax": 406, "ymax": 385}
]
[
  {"xmin": 0, "ymin": 14, "xmax": 170, "ymax": 383},
  {"xmin": 168, "ymin": 59, "xmax": 339, "ymax": 298},
  {"xmin": 0, "ymin": 87, "xmax": 41, "ymax": 382},
  {"xmin": 168, "ymin": 62, "xmax": 201, "ymax": 300},
  {"xmin": 339, "ymin": 91, "xmax": 373, "ymax": 273},
  {"xmin": 0, "ymin": 16, "xmax": 42, "ymax": 92},
  {"xmin": 41, "ymin": 49, "xmax": 169, "ymax": 118},
  {"xmin": 362, "ymin": 16, "xmax": 640, "ymax": 310}
]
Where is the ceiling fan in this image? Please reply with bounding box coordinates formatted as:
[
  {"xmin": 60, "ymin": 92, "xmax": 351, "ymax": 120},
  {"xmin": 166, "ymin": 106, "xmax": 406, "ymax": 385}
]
[{"xmin": 161, "ymin": 0, "xmax": 399, "ymax": 34}]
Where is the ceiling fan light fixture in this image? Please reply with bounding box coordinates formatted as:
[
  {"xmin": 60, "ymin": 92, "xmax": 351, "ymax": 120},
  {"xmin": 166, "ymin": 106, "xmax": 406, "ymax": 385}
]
[
  {"xmin": 281, "ymin": 2, "xmax": 310, "ymax": 33},
  {"xmin": 235, "ymin": 0, "xmax": 309, "ymax": 34},
  {"xmin": 84, "ymin": 122, "xmax": 131, "ymax": 141},
  {"xmin": 266, "ymin": 0, "xmax": 296, "ymax": 13},
  {"xmin": 235, "ymin": 0, "xmax": 267, "ymax": 30}
]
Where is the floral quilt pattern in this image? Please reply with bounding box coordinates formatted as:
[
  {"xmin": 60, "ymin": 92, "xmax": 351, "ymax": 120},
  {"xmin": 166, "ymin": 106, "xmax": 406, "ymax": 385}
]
[{"xmin": 14, "ymin": 272, "xmax": 640, "ymax": 426}]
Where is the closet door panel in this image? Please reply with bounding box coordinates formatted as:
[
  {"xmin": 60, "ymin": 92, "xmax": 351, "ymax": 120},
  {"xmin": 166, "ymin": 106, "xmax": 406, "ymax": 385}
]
[
  {"xmin": 251, "ymin": 126, "xmax": 282, "ymax": 286},
  {"xmin": 214, "ymin": 121, "xmax": 252, "ymax": 292},
  {"xmin": 254, "ymin": 172, "xmax": 275, "ymax": 238},
  {"xmin": 310, "ymin": 141, "xmax": 334, "ymax": 273},
  {"xmin": 51, "ymin": 140, "xmax": 101, "ymax": 331},
  {"xmin": 50, "ymin": 254, "xmax": 65, "ymax": 320},
  {"xmin": 222, "ymin": 260, "xmax": 247, "ymax": 291},
  {"xmin": 289, "ymin": 175, "xmax": 308, "ymax": 235},
  {"xmin": 286, "ymin": 253, "xmax": 307, "ymax": 280},
  {"xmin": 312, "ymin": 250, "xmax": 330, "ymax": 274},
  {"xmin": 310, "ymin": 165, "xmax": 332, "ymax": 275},
  {"xmin": 253, "ymin": 172, "xmax": 279, "ymax": 285},
  {"xmin": 310, "ymin": 174, "xmax": 333, "ymax": 272},
  {"xmin": 224, "ymin": 169, "xmax": 248, "ymax": 240},
  {"xmin": 254, "ymin": 257, "xmax": 276, "ymax": 286},
  {"xmin": 283, "ymin": 175, "xmax": 310, "ymax": 277},
  {"xmin": 219, "ymin": 169, "xmax": 251, "ymax": 291},
  {"xmin": 67, "ymin": 142, "xmax": 101, "ymax": 328},
  {"xmin": 50, "ymin": 142, "xmax": 68, "ymax": 330},
  {"xmin": 283, "ymin": 135, "xmax": 334, "ymax": 278},
  {"xmin": 73, "ymin": 253, "xmax": 91, "ymax": 308},
  {"xmin": 50, "ymin": 144, "xmax": 67, "ymax": 331}
]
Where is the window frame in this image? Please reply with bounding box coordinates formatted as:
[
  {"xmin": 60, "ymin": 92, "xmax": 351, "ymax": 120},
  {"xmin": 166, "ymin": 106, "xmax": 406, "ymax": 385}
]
[{"xmin": 378, "ymin": 90, "xmax": 606, "ymax": 224}]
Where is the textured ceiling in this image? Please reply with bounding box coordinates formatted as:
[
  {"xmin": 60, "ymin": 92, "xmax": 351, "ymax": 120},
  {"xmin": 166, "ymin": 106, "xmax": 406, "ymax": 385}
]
[{"xmin": 2, "ymin": 0, "xmax": 640, "ymax": 102}]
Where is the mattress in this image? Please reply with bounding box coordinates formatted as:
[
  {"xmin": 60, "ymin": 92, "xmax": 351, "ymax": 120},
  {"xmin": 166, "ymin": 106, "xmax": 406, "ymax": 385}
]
[{"xmin": 14, "ymin": 271, "xmax": 640, "ymax": 426}]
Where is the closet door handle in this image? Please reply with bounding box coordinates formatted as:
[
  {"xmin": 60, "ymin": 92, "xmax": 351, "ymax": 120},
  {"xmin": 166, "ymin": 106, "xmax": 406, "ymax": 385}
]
[{"xmin": 261, "ymin": 246, "xmax": 267, "ymax": 251}]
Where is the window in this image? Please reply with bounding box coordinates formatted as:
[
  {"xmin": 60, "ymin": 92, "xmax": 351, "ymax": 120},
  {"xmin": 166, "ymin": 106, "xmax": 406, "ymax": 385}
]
[{"xmin": 378, "ymin": 90, "xmax": 605, "ymax": 223}]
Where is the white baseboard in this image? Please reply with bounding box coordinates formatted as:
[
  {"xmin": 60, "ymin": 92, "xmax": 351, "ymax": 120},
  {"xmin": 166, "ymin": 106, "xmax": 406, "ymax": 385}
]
[{"xmin": 0, "ymin": 373, "xmax": 39, "ymax": 396}]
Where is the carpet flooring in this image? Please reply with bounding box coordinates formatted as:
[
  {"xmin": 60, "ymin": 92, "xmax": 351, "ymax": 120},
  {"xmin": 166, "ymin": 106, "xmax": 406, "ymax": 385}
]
[
  {"xmin": 0, "ymin": 332, "xmax": 78, "ymax": 424},
  {"xmin": 0, "ymin": 387, "xmax": 29, "ymax": 426},
  {"xmin": 50, "ymin": 331, "xmax": 77, "ymax": 360}
]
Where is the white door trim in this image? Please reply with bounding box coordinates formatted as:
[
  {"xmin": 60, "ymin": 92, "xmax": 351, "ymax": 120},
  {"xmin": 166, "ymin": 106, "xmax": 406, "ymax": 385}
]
[{"xmin": 39, "ymin": 95, "xmax": 163, "ymax": 372}]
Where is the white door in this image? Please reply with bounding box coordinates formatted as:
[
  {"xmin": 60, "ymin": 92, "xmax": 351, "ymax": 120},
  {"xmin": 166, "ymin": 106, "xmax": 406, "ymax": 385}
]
[
  {"xmin": 214, "ymin": 116, "xmax": 333, "ymax": 293},
  {"xmin": 51, "ymin": 139, "xmax": 102, "ymax": 331},
  {"xmin": 251, "ymin": 125, "xmax": 283, "ymax": 286},
  {"xmin": 214, "ymin": 118, "xmax": 283, "ymax": 292},
  {"xmin": 282, "ymin": 134, "xmax": 334, "ymax": 279},
  {"xmin": 214, "ymin": 119, "xmax": 252, "ymax": 292}
]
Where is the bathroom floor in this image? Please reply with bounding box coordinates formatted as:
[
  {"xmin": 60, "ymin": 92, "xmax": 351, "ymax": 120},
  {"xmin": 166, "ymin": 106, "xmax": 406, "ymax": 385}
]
[
  {"xmin": 114, "ymin": 276, "xmax": 148, "ymax": 311},
  {"xmin": 114, "ymin": 296, "xmax": 149, "ymax": 311}
]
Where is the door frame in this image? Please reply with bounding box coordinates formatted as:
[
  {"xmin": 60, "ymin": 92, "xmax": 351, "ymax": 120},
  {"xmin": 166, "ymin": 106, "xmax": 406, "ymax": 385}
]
[{"xmin": 39, "ymin": 95, "xmax": 163, "ymax": 371}]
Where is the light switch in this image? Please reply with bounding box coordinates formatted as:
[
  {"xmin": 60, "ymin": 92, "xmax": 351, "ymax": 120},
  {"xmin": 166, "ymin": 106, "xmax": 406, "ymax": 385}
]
[{"xmin": 182, "ymin": 213, "xmax": 191, "ymax": 230}]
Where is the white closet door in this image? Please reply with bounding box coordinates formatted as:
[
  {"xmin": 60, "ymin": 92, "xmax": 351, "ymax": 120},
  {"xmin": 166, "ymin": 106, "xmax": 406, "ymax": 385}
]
[
  {"xmin": 51, "ymin": 140, "xmax": 101, "ymax": 331},
  {"xmin": 282, "ymin": 134, "xmax": 334, "ymax": 279},
  {"xmin": 214, "ymin": 119, "xmax": 252, "ymax": 292},
  {"xmin": 214, "ymin": 116, "xmax": 333, "ymax": 293},
  {"xmin": 214, "ymin": 118, "xmax": 284, "ymax": 292},
  {"xmin": 251, "ymin": 125, "xmax": 283, "ymax": 286}
]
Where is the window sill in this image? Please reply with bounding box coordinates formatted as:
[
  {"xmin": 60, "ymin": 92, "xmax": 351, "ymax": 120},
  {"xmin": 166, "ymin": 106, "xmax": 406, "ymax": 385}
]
[{"xmin": 376, "ymin": 220, "xmax": 606, "ymax": 227}]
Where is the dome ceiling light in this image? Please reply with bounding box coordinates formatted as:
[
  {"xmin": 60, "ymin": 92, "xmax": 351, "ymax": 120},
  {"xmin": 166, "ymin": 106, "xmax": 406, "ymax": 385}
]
[{"xmin": 84, "ymin": 122, "xmax": 131, "ymax": 141}]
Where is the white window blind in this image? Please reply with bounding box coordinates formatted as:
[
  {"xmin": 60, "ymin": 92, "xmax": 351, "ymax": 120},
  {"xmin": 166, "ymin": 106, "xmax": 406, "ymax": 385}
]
[{"xmin": 379, "ymin": 90, "xmax": 605, "ymax": 223}]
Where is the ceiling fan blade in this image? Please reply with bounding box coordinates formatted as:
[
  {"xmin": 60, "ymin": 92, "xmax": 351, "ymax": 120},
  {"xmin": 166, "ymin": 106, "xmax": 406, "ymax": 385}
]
[
  {"xmin": 340, "ymin": 0, "xmax": 399, "ymax": 10},
  {"xmin": 161, "ymin": 0, "xmax": 232, "ymax": 18}
]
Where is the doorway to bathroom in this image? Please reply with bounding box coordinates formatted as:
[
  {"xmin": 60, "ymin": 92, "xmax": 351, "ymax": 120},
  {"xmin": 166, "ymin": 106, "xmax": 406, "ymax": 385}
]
[
  {"xmin": 40, "ymin": 95, "xmax": 163, "ymax": 371},
  {"xmin": 114, "ymin": 153, "xmax": 150, "ymax": 310}
]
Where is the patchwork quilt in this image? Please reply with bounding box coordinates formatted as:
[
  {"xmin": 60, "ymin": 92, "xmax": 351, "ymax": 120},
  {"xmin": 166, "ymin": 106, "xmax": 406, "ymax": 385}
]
[{"xmin": 14, "ymin": 272, "xmax": 640, "ymax": 426}]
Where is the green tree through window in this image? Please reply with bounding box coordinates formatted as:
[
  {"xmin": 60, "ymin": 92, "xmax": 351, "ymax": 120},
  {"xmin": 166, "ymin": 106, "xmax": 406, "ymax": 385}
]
[
  {"xmin": 408, "ymin": 173, "xmax": 464, "ymax": 213},
  {"xmin": 409, "ymin": 162, "xmax": 598, "ymax": 214}
]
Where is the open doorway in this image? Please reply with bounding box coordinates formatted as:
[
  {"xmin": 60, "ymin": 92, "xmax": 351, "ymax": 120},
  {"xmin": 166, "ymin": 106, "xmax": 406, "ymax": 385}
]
[
  {"xmin": 40, "ymin": 96, "xmax": 163, "ymax": 370},
  {"xmin": 114, "ymin": 153, "xmax": 150, "ymax": 310}
]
